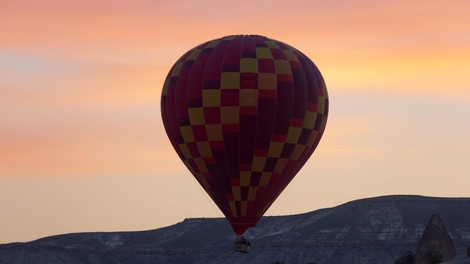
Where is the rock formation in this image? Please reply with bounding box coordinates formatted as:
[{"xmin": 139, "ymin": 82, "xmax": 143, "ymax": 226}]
[{"xmin": 415, "ymin": 214, "xmax": 456, "ymax": 264}]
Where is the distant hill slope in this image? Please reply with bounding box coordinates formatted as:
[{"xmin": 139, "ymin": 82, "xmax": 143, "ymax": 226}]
[{"xmin": 1, "ymin": 195, "xmax": 470, "ymax": 264}]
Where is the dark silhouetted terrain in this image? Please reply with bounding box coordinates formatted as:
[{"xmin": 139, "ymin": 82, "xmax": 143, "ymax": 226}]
[{"xmin": 1, "ymin": 195, "xmax": 470, "ymax": 264}]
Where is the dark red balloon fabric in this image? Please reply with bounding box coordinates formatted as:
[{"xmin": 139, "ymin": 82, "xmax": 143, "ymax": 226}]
[{"xmin": 161, "ymin": 35, "xmax": 328, "ymax": 236}]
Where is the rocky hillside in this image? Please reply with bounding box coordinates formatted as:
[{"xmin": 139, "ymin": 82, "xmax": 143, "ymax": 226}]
[{"xmin": 1, "ymin": 195, "xmax": 470, "ymax": 264}]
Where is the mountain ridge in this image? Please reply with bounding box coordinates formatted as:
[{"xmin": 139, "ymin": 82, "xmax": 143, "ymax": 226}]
[{"xmin": 1, "ymin": 195, "xmax": 470, "ymax": 264}]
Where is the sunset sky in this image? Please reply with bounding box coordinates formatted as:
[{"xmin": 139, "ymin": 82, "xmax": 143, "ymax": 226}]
[{"xmin": 1, "ymin": 0, "xmax": 469, "ymax": 243}]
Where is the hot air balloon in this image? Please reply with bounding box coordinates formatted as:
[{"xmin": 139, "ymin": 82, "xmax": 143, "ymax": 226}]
[{"xmin": 161, "ymin": 35, "xmax": 328, "ymax": 250}]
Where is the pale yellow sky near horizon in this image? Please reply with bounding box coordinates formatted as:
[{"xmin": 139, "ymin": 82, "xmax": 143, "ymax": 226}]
[{"xmin": 1, "ymin": 0, "xmax": 469, "ymax": 243}]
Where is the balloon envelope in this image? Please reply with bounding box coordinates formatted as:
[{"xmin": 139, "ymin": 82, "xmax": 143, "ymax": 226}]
[{"xmin": 161, "ymin": 35, "xmax": 328, "ymax": 236}]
